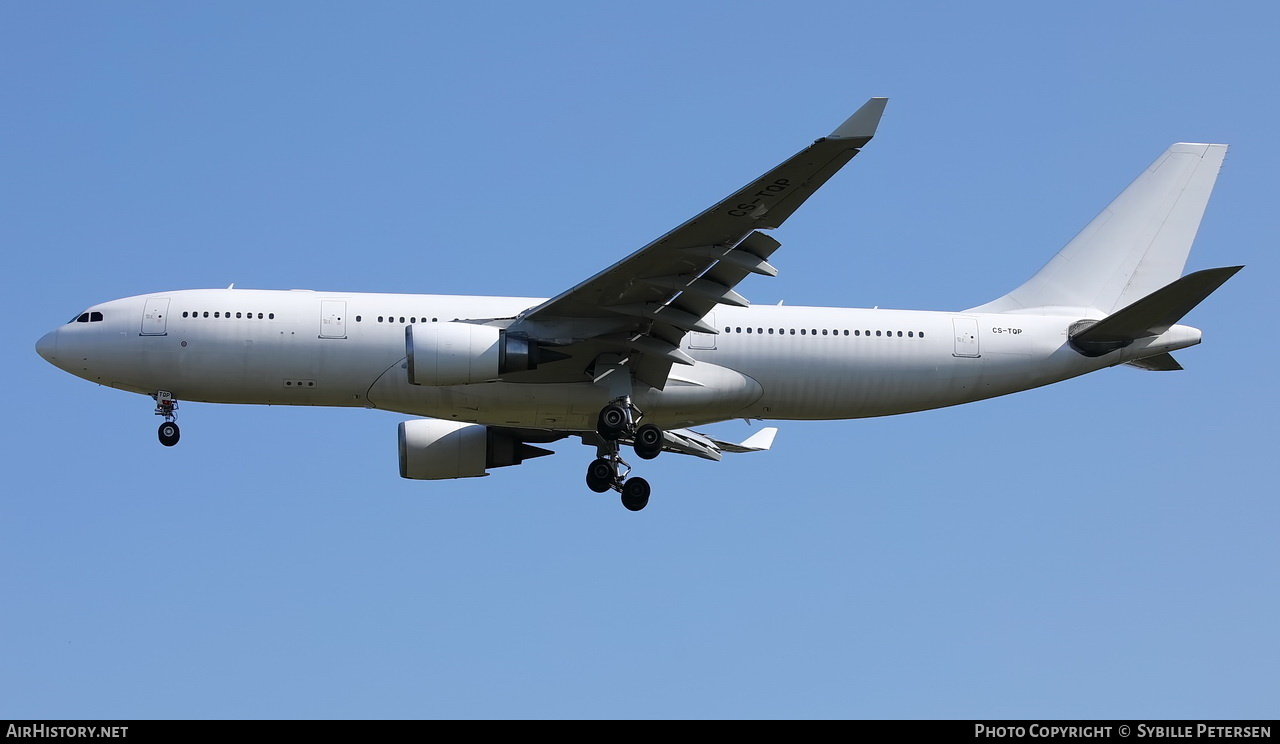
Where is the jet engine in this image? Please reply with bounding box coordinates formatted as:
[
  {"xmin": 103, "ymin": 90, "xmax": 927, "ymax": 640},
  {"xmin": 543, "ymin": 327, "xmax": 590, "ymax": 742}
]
[
  {"xmin": 406, "ymin": 323, "xmax": 565, "ymax": 386},
  {"xmin": 398, "ymin": 419, "xmax": 553, "ymax": 480}
]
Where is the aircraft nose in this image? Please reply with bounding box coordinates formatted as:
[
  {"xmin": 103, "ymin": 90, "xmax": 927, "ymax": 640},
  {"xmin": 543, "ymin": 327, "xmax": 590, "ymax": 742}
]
[{"xmin": 36, "ymin": 329, "xmax": 58, "ymax": 363}]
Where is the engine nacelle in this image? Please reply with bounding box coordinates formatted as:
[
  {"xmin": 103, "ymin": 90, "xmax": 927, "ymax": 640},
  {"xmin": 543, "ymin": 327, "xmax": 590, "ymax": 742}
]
[
  {"xmin": 405, "ymin": 322, "xmax": 542, "ymax": 386},
  {"xmin": 398, "ymin": 419, "xmax": 552, "ymax": 480}
]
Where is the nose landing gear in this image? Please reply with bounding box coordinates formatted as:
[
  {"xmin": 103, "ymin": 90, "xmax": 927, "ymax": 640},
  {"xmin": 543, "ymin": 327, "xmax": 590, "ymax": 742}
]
[
  {"xmin": 587, "ymin": 396, "xmax": 660, "ymax": 511},
  {"xmin": 154, "ymin": 391, "xmax": 180, "ymax": 447}
]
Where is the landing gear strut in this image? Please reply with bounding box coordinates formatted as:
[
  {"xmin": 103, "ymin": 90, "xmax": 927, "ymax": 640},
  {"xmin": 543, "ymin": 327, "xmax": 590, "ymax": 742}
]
[
  {"xmin": 587, "ymin": 396, "xmax": 659, "ymax": 511},
  {"xmin": 154, "ymin": 391, "xmax": 180, "ymax": 447}
]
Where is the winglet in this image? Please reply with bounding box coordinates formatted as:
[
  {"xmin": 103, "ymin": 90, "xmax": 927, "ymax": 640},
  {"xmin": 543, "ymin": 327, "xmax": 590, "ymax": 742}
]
[
  {"xmin": 716, "ymin": 427, "xmax": 778, "ymax": 454},
  {"xmin": 737, "ymin": 426, "xmax": 778, "ymax": 451},
  {"xmin": 829, "ymin": 97, "xmax": 888, "ymax": 140},
  {"xmin": 700, "ymin": 426, "xmax": 779, "ymax": 454}
]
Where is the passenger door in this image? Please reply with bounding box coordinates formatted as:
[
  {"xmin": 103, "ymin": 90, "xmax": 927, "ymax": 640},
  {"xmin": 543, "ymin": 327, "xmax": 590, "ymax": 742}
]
[
  {"xmin": 141, "ymin": 298, "xmax": 169, "ymax": 335},
  {"xmin": 320, "ymin": 300, "xmax": 347, "ymax": 339},
  {"xmin": 952, "ymin": 317, "xmax": 980, "ymax": 358}
]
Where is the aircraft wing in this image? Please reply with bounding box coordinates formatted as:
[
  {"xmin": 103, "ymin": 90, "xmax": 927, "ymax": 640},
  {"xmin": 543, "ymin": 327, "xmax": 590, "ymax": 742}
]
[
  {"xmin": 584, "ymin": 426, "xmax": 779, "ymax": 462},
  {"xmin": 506, "ymin": 97, "xmax": 888, "ymax": 388}
]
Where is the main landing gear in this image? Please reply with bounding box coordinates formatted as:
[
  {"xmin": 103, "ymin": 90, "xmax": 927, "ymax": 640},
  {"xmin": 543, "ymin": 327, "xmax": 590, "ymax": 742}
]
[
  {"xmin": 154, "ymin": 391, "xmax": 180, "ymax": 447},
  {"xmin": 584, "ymin": 396, "xmax": 662, "ymax": 511}
]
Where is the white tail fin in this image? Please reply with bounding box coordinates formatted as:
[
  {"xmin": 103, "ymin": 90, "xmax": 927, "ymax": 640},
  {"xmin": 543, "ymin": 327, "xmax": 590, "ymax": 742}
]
[{"xmin": 968, "ymin": 143, "xmax": 1227, "ymax": 315}]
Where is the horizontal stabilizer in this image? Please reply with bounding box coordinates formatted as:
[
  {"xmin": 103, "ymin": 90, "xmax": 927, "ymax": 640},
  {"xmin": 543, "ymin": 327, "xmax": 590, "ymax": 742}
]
[
  {"xmin": 1070, "ymin": 266, "xmax": 1242, "ymax": 356},
  {"xmin": 1125, "ymin": 353, "xmax": 1183, "ymax": 371}
]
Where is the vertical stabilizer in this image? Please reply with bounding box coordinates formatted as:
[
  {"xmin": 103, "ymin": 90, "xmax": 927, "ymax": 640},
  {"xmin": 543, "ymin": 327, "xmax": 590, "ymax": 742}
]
[{"xmin": 968, "ymin": 143, "xmax": 1227, "ymax": 315}]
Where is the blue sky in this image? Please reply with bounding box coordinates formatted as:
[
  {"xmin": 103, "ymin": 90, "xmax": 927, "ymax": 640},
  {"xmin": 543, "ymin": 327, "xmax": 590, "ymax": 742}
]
[{"xmin": 3, "ymin": 1, "xmax": 1276, "ymax": 719}]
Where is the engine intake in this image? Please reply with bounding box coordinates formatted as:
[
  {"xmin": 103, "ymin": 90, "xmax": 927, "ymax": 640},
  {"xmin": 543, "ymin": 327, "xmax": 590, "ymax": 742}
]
[{"xmin": 398, "ymin": 419, "xmax": 553, "ymax": 480}]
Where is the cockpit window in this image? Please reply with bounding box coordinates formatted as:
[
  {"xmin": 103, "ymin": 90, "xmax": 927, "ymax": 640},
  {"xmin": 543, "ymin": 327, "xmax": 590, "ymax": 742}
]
[
  {"xmin": 90, "ymin": 311, "xmax": 103, "ymax": 322},
  {"xmin": 74, "ymin": 313, "xmax": 90, "ymax": 323},
  {"xmin": 69, "ymin": 311, "xmax": 104, "ymax": 324}
]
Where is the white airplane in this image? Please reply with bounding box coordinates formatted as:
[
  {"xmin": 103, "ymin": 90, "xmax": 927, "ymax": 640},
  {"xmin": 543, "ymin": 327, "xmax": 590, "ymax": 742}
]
[{"xmin": 35, "ymin": 98, "xmax": 1241, "ymax": 511}]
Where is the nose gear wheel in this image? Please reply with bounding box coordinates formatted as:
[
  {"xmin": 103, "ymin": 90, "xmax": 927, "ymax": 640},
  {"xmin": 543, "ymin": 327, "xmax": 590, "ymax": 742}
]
[{"xmin": 153, "ymin": 391, "xmax": 181, "ymax": 447}]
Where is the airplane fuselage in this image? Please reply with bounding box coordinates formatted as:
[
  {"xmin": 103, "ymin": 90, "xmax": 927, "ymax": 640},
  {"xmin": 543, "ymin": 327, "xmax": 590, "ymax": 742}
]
[
  {"xmin": 37, "ymin": 288, "xmax": 1203, "ymax": 431},
  {"xmin": 31, "ymin": 98, "xmax": 1236, "ymax": 512}
]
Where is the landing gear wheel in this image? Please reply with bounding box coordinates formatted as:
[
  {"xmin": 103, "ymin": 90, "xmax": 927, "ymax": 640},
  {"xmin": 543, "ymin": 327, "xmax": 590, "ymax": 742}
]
[
  {"xmin": 586, "ymin": 458, "xmax": 614, "ymax": 493},
  {"xmin": 620, "ymin": 477, "xmax": 651, "ymax": 511},
  {"xmin": 596, "ymin": 404, "xmax": 629, "ymax": 441},
  {"xmin": 158, "ymin": 421, "xmax": 181, "ymax": 447},
  {"xmin": 633, "ymin": 424, "xmax": 663, "ymax": 460}
]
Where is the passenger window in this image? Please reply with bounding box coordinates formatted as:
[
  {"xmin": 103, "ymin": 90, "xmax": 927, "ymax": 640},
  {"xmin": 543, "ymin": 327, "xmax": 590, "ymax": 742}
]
[
  {"xmin": 843, "ymin": 330, "xmax": 849, "ymax": 336},
  {"xmin": 203, "ymin": 312, "xmax": 209, "ymax": 318},
  {"xmin": 897, "ymin": 331, "xmax": 903, "ymax": 337},
  {"xmin": 768, "ymin": 328, "xmax": 774, "ymax": 334},
  {"xmin": 822, "ymin": 329, "xmax": 828, "ymax": 336},
  {"xmin": 269, "ymin": 313, "xmax": 275, "ymax": 319},
  {"xmin": 854, "ymin": 330, "xmax": 860, "ymax": 336},
  {"xmin": 258, "ymin": 313, "xmax": 264, "ymax": 319},
  {"xmin": 789, "ymin": 329, "xmax": 795, "ymax": 335},
  {"xmin": 746, "ymin": 327, "xmax": 753, "ymax": 334},
  {"xmin": 876, "ymin": 330, "xmax": 881, "ymax": 337},
  {"xmin": 182, "ymin": 312, "xmax": 189, "ymax": 318},
  {"xmin": 919, "ymin": 331, "xmax": 924, "ymax": 338}
]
